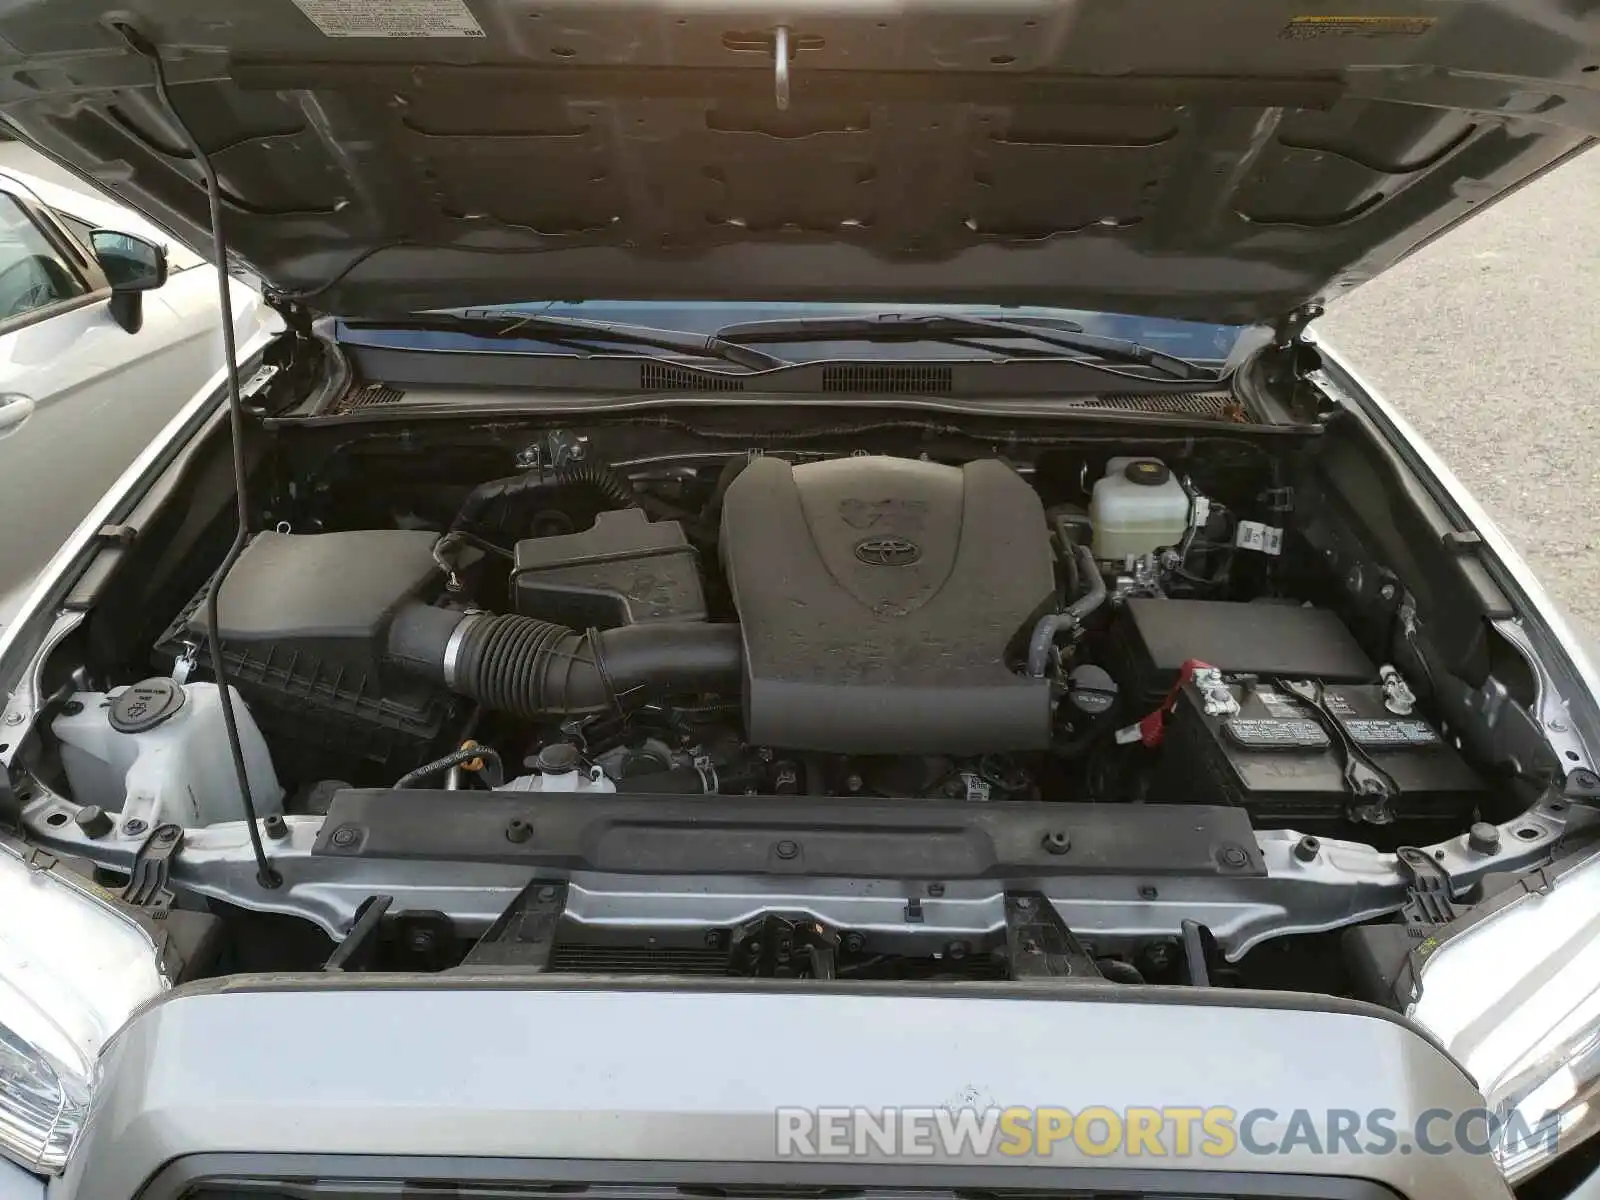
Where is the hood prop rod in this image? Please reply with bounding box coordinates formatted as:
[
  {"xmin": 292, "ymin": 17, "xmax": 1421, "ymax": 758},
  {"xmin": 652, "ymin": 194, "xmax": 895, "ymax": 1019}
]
[{"xmin": 113, "ymin": 18, "xmax": 281, "ymax": 889}]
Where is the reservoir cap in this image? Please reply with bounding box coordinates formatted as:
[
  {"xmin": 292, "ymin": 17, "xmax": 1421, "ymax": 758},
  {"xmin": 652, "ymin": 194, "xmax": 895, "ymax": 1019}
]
[
  {"xmin": 535, "ymin": 741, "xmax": 583, "ymax": 774},
  {"xmin": 1124, "ymin": 460, "xmax": 1171, "ymax": 487},
  {"xmin": 109, "ymin": 677, "xmax": 187, "ymax": 734}
]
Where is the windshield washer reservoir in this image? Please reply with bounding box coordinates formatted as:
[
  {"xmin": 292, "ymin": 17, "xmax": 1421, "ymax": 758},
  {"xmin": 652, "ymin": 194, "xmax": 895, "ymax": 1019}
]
[{"xmin": 53, "ymin": 681, "xmax": 283, "ymax": 830}]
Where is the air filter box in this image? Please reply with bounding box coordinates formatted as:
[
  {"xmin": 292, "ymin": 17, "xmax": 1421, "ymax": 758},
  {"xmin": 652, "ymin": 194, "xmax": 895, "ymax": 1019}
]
[{"xmin": 156, "ymin": 530, "xmax": 462, "ymax": 785}]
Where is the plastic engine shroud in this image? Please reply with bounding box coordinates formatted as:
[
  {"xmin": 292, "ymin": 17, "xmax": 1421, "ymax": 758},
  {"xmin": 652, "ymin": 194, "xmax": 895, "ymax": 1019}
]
[{"xmin": 720, "ymin": 455, "xmax": 1056, "ymax": 754}]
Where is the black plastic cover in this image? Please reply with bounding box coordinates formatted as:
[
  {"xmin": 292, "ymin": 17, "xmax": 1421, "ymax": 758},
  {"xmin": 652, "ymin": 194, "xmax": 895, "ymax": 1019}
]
[
  {"xmin": 721, "ymin": 455, "xmax": 1054, "ymax": 753},
  {"xmin": 512, "ymin": 508, "xmax": 706, "ymax": 628},
  {"xmin": 1113, "ymin": 599, "xmax": 1375, "ymax": 702},
  {"xmin": 157, "ymin": 531, "xmax": 461, "ymax": 784},
  {"xmin": 314, "ymin": 790, "xmax": 1266, "ymax": 878}
]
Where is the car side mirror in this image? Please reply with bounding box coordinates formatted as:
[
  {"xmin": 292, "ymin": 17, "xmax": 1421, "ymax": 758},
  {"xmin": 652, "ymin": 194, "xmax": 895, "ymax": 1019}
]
[{"xmin": 90, "ymin": 229, "xmax": 168, "ymax": 334}]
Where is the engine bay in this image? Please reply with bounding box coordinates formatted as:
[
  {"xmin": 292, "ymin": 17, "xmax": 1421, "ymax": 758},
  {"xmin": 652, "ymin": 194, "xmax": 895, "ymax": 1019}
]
[{"xmin": 8, "ymin": 398, "xmax": 1595, "ymax": 1002}]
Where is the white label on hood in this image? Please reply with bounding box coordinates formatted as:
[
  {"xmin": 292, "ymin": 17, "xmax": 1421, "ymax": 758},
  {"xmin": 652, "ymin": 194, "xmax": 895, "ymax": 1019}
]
[{"xmin": 291, "ymin": 0, "xmax": 486, "ymax": 37}]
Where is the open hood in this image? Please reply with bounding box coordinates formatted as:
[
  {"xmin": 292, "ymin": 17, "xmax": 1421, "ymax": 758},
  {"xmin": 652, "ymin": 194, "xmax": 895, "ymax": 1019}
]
[{"xmin": 0, "ymin": 0, "xmax": 1594, "ymax": 324}]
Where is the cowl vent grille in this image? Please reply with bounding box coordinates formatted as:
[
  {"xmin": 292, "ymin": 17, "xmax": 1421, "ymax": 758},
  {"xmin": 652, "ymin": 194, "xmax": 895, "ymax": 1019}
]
[
  {"xmin": 337, "ymin": 383, "xmax": 405, "ymax": 412},
  {"xmin": 1077, "ymin": 390, "xmax": 1242, "ymax": 419},
  {"xmin": 822, "ymin": 364, "xmax": 953, "ymax": 394},
  {"xmin": 641, "ymin": 362, "xmax": 746, "ymax": 392}
]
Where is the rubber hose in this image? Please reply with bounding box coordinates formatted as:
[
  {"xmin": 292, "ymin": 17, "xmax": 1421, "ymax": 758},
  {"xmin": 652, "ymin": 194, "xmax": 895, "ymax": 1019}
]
[
  {"xmin": 388, "ymin": 603, "xmax": 743, "ymax": 719},
  {"xmin": 1025, "ymin": 544, "xmax": 1108, "ymax": 677},
  {"xmin": 395, "ymin": 744, "xmax": 505, "ymax": 789},
  {"xmin": 451, "ymin": 461, "xmax": 638, "ymax": 535},
  {"xmin": 1051, "ymin": 513, "xmax": 1081, "ymax": 603}
]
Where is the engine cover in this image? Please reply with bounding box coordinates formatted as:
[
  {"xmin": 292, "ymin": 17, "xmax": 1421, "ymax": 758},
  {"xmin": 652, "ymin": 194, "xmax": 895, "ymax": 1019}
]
[{"xmin": 721, "ymin": 455, "xmax": 1055, "ymax": 753}]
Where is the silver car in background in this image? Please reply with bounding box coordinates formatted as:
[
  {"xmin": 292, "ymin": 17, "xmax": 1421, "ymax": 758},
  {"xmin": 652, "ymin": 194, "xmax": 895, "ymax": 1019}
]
[{"xmin": 0, "ymin": 160, "xmax": 271, "ymax": 626}]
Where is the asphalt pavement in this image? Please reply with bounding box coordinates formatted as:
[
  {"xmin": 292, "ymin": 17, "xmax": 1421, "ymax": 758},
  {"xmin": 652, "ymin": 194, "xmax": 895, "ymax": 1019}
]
[{"xmin": 1321, "ymin": 147, "xmax": 1600, "ymax": 631}]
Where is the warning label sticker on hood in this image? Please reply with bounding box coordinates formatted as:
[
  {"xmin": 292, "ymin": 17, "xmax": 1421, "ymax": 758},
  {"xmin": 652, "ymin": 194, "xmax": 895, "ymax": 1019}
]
[
  {"xmin": 291, "ymin": 0, "xmax": 486, "ymax": 37},
  {"xmin": 1280, "ymin": 15, "xmax": 1436, "ymax": 38}
]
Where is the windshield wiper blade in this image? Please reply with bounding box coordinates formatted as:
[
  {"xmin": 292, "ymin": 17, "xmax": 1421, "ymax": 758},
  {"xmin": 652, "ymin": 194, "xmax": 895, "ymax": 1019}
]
[
  {"xmin": 345, "ymin": 310, "xmax": 790, "ymax": 372},
  {"xmin": 714, "ymin": 312, "xmax": 1213, "ymax": 380}
]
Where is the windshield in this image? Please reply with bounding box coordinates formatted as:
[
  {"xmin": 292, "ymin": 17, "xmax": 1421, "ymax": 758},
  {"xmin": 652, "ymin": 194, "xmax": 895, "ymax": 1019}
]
[{"xmin": 343, "ymin": 301, "xmax": 1245, "ymax": 364}]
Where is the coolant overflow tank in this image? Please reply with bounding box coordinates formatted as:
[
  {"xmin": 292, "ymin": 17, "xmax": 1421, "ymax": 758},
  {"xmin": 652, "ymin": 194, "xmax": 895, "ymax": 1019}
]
[{"xmin": 52, "ymin": 679, "xmax": 283, "ymax": 832}]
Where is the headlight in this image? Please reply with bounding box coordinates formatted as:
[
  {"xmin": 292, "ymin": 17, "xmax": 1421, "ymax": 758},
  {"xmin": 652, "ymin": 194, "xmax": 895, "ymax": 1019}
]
[
  {"xmin": 0, "ymin": 839, "xmax": 167, "ymax": 1173},
  {"xmin": 1410, "ymin": 843, "xmax": 1600, "ymax": 1183}
]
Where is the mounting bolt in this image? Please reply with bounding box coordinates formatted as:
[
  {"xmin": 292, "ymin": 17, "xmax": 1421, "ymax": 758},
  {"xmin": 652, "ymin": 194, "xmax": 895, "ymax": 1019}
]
[
  {"xmin": 1218, "ymin": 844, "xmax": 1250, "ymax": 869},
  {"xmin": 774, "ymin": 839, "xmax": 799, "ymax": 860},
  {"xmin": 1468, "ymin": 822, "xmax": 1501, "ymax": 855},
  {"xmin": 927, "ymin": 882, "xmax": 945, "ymax": 897},
  {"xmin": 1294, "ymin": 835, "xmax": 1321, "ymax": 862},
  {"xmin": 844, "ymin": 773, "xmax": 864, "ymax": 793},
  {"xmin": 537, "ymin": 885, "xmax": 557, "ymax": 901},
  {"xmin": 408, "ymin": 928, "xmax": 436, "ymax": 954},
  {"xmin": 60, "ymin": 700, "xmax": 84, "ymax": 717},
  {"xmin": 842, "ymin": 932, "xmax": 865, "ymax": 953},
  {"xmin": 155, "ymin": 825, "xmax": 179, "ymax": 844},
  {"xmin": 1042, "ymin": 830, "xmax": 1072, "ymax": 855},
  {"xmin": 1138, "ymin": 885, "xmax": 1159, "ymax": 900},
  {"xmin": 330, "ymin": 823, "xmax": 360, "ymax": 848},
  {"xmin": 946, "ymin": 940, "xmax": 969, "ymax": 960},
  {"xmin": 505, "ymin": 818, "xmax": 533, "ymax": 844},
  {"xmin": 703, "ymin": 930, "xmax": 723, "ymax": 948},
  {"xmin": 74, "ymin": 805, "xmax": 113, "ymax": 839},
  {"xmin": 1549, "ymin": 718, "xmax": 1570, "ymax": 733},
  {"xmin": 1015, "ymin": 895, "xmax": 1034, "ymax": 910},
  {"xmin": 123, "ymin": 818, "xmax": 148, "ymax": 838},
  {"xmin": 1378, "ymin": 582, "xmax": 1397, "ymax": 602},
  {"xmin": 262, "ymin": 814, "xmax": 288, "ymax": 841},
  {"xmin": 3, "ymin": 711, "xmax": 22, "ymax": 726}
]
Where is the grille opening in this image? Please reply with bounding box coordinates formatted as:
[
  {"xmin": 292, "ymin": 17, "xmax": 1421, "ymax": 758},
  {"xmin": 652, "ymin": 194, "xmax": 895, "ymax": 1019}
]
[
  {"xmin": 547, "ymin": 944, "xmax": 733, "ymax": 975},
  {"xmin": 822, "ymin": 363, "xmax": 954, "ymax": 394}
]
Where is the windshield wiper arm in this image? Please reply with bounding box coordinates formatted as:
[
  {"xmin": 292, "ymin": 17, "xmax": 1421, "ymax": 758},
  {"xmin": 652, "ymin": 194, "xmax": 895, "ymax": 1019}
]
[
  {"xmin": 714, "ymin": 312, "xmax": 1213, "ymax": 380},
  {"xmin": 345, "ymin": 310, "xmax": 790, "ymax": 372}
]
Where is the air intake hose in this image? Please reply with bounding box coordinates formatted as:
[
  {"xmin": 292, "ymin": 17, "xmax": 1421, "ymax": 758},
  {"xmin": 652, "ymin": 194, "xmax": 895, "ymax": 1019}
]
[
  {"xmin": 451, "ymin": 462, "xmax": 638, "ymax": 536},
  {"xmin": 387, "ymin": 602, "xmax": 742, "ymax": 718}
]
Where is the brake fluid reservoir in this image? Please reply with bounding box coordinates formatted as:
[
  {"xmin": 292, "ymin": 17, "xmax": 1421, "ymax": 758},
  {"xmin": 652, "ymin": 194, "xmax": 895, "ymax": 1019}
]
[
  {"xmin": 1090, "ymin": 457, "xmax": 1190, "ymax": 560},
  {"xmin": 52, "ymin": 678, "xmax": 283, "ymax": 831}
]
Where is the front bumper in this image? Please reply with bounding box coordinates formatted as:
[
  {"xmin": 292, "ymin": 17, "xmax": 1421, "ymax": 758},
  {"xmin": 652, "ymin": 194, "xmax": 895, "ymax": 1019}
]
[{"xmin": 59, "ymin": 979, "xmax": 1511, "ymax": 1200}]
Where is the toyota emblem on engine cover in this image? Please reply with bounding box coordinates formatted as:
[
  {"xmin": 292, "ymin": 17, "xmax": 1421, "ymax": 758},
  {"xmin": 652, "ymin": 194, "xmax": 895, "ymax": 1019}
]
[{"xmin": 854, "ymin": 536, "xmax": 921, "ymax": 566}]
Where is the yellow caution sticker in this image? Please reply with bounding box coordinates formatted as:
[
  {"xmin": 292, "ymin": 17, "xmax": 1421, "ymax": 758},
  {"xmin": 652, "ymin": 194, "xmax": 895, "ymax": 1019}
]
[{"xmin": 1281, "ymin": 15, "xmax": 1437, "ymax": 38}]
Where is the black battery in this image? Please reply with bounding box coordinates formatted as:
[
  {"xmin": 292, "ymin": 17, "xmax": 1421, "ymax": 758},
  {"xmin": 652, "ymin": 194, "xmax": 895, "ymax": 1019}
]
[{"xmin": 1158, "ymin": 677, "xmax": 1486, "ymax": 837}]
